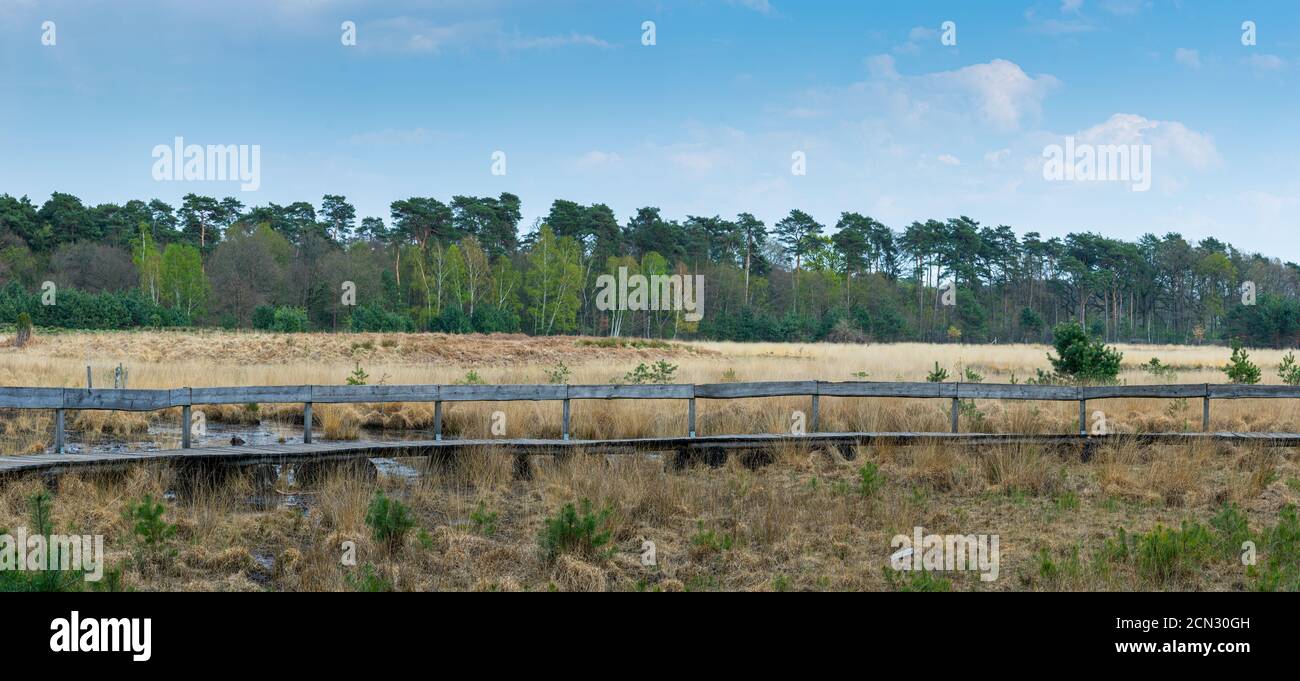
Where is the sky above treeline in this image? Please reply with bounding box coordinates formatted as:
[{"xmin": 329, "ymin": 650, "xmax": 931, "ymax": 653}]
[{"xmin": 1, "ymin": 0, "xmax": 1297, "ymax": 257}]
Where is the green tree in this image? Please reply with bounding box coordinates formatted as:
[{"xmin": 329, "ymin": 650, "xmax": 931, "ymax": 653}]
[
  {"xmin": 1278, "ymin": 351, "xmax": 1300, "ymax": 386},
  {"xmin": 320, "ymin": 194, "xmax": 356, "ymax": 243},
  {"xmin": 132, "ymin": 223, "xmax": 162, "ymax": 305},
  {"xmin": 159, "ymin": 242, "xmax": 209, "ymax": 319},
  {"xmin": 773, "ymin": 209, "xmax": 825, "ymax": 314},
  {"xmin": 1047, "ymin": 321, "xmax": 1123, "ymax": 383},
  {"xmin": 832, "ymin": 212, "xmax": 872, "ymax": 308},
  {"xmin": 734, "ymin": 212, "xmax": 768, "ymax": 303},
  {"xmin": 490, "ymin": 255, "xmax": 523, "ymax": 319},
  {"xmin": 1019, "ymin": 307, "xmax": 1044, "ymax": 340},
  {"xmin": 524, "ymin": 226, "xmax": 582, "ymax": 334},
  {"xmin": 1222, "ymin": 340, "xmax": 1261, "ymax": 384},
  {"xmin": 178, "ymin": 193, "xmax": 222, "ymax": 250}
]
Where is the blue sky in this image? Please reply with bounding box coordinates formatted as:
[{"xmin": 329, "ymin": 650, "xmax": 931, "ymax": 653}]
[{"xmin": 1, "ymin": 0, "xmax": 1298, "ymax": 256}]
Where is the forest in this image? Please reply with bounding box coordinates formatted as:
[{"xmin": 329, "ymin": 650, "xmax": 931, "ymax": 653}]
[{"xmin": 1, "ymin": 190, "xmax": 1298, "ymax": 347}]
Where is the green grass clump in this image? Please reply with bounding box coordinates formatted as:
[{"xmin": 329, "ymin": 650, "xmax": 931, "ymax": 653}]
[
  {"xmin": 365, "ymin": 490, "xmax": 416, "ymax": 552},
  {"xmin": 690, "ymin": 521, "xmax": 734, "ymax": 553},
  {"xmin": 345, "ymin": 563, "xmax": 394, "ymax": 592},
  {"xmin": 538, "ymin": 499, "xmax": 611, "ymax": 562},
  {"xmin": 124, "ymin": 493, "xmax": 177, "ymax": 572},
  {"xmin": 883, "ymin": 566, "xmax": 951, "ymax": 592},
  {"xmin": 1250, "ymin": 505, "xmax": 1300, "ymax": 591},
  {"xmin": 856, "ymin": 462, "xmax": 883, "ymax": 497},
  {"xmin": 470, "ymin": 500, "xmax": 499, "ymax": 537}
]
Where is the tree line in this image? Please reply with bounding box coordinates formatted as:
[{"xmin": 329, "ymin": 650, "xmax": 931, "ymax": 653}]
[{"xmin": 1, "ymin": 191, "xmax": 1298, "ymax": 346}]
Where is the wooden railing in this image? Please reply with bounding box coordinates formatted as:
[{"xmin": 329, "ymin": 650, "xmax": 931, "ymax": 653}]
[{"xmin": 3, "ymin": 381, "xmax": 1295, "ymax": 453}]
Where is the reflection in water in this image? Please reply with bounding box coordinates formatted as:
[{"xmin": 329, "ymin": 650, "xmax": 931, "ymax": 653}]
[
  {"xmin": 370, "ymin": 458, "xmax": 420, "ymax": 479},
  {"xmin": 59, "ymin": 422, "xmax": 434, "ymax": 512},
  {"xmin": 47, "ymin": 420, "xmax": 570, "ymax": 520},
  {"xmin": 58, "ymin": 421, "xmax": 443, "ymax": 455}
]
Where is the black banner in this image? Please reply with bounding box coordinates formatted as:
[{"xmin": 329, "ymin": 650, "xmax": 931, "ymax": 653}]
[{"xmin": 7, "ymin": 591, "xmax": 1290, "ymax": 671}]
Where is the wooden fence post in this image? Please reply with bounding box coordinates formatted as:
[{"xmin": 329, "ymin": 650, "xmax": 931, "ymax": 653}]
[
  {"xmin": 562, "ymin": 398, "xmax": 571, "ymax": 441},
  {"xmin": 1203, "ymin": 395, "xmax": 1210, "ymax": 432},
  {"xmin": 950, "ymin": 397, "xmax": 959, "ymax": 433},
  {"xmin": 181, "ymin": 405, "xmax": 191, "ymax": 449},
  {"xmin": 55, "ymin": 408, "xmax": 65, "ymax": 454},
  {"xmin": 433, "ymin": 400, "xmax": 442, "ymax": 441},
  {"xmin": 688, "ymin": 397, "xmax": 697, "ymax": 438},
  {"xmin": 1079, "ymin": 399, "xmax": 1086, "ymax": 435},
  {"xmin": 811, "ymin": 393, "xmax": 820, "ymax": 433},
  {"xmin": 302, "ymin": 402, "xmax": 313, "ymax": 444}
]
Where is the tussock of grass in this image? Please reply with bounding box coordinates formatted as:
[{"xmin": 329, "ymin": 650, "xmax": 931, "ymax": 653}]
[{"xmin": 0, "ymin": 437, "xmax": 1295, "ymax": 591}]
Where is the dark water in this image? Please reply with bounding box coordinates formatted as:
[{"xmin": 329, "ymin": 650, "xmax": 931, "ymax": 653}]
[
  {"xmin": 53, "ymin": 421, "xmax": 426, "ymax": 472},
  {"xmin": 54, "ymin": 421, "xmax": 425, "ymax": 511}
]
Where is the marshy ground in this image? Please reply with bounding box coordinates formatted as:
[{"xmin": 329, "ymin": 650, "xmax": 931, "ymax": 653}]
[
  {"xmin": 3, "ymin": 438, "xmax": 1297, "ymax": 591},
  {"xmin": 2, "ymin": 330, "xmax": 1298, "ymax": 591}
]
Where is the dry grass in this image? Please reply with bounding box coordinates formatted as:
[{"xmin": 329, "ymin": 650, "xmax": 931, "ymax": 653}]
[
  {"xmin": 2, "ymin": 332, "xmax": 1297, "ymax": 453},
  {"xmin": 2, "ymin": 331, "xmax": 1299, "ymax": 591},
  {"xmin": 0, "ymin": 330, "xmax": 701, "ymax": 384},
  {"xmin": 319, "ymin": 406, "xmax": 360, "ymax": 440},
  {"xmin": 2, "ymin": 439, "xmax": 1295, "ymax": 592}
]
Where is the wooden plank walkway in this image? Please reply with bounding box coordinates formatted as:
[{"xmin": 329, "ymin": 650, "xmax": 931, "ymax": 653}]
[
  {"xmin": 4, "ymin": 431, "xmax": 1300, "ymax": 478},
  {"xmin": 12, "ymin": 379, "xmax": 1300, "ymax": 454}
]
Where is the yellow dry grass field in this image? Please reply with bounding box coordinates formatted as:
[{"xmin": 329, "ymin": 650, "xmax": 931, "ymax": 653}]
[
  {"xmin": 1, "ymin": 330, "xmax": 1298, "ymax": 592},
  {"xmin": 3, "ymin": 331, "xmax": 1300, "ymax": 447}
]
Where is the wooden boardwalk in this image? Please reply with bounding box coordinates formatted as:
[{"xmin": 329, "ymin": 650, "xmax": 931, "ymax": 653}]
[
  {"xmin": 6, "ymin": 378, "xmax": 1300, "ymax": 478},
  {"xmin": 4, "ymin": 431, "xmax": 1300, "ymax": 478}
]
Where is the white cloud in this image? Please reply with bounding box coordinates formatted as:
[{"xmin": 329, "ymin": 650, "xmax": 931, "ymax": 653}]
[
  {"xmin": 985, "ymin": 148, "xmax": 1011, "ymax": 165},
  {"xmin": 1024, "ymin": 7, "xmax": 1096, "ymax": 34},
  {"xmin": 575, "ymin": 150, "xmax": 621, "ymax": 168},
  {"xmin": 937, "ymin": 154, "xmax": 961, "ymax": 166},
  {"xmin": 1149, "ymin": 121, "xmax": 1219, "ymax": 170},
  {"xmin": 865, "ymin": 54, "xmax": 899, "ymax": 80},
  {"xmin": 1174, "ymin": 48, "xmax": 1200, "ymax": 68},
  {"xmin": 925, "ymin": 59, "xmax": 1061, "ymax": 131},
  {"xmin": 364, "ymin": 17, "xmax": 492, "ymax": 54},
  {"xmin": 848, "ymin": 57, "xmax": 1059, "ymax": 132},
  {"xmin": 1239, "ymin": 190, "xmax": 1298, "ymax": 223},
  {"xmin": 1060, "ymin": 0, "xmax": 1084, "ymax": 12},
  {"xmin": 894, "ymin": 25, "xmax": 938, "ymax": 54},
  {"xmin": 347, "ymin": 128, "xmax": 459, "ymax": 146},
  {"xmin": 1099, "ymin": 0, "xmax": 1146, "ymax": 15},
  {"xmin": 362, "ymin": 17, "xmax": 610, "ymax": 55},
  {"xmin": 1243, "ymin": 54, "xmax": 1286, "ymax": 72},
  {"xmin": 727, "ymin": 0, "xmax": 775, "ymax": 15},
  {"xmin": 1072, "ymin": 112, "xmax": 1219, "ymax": 171},
  {"xmin": 908, "ymin": 25, "xmax": 938, "ymax": 41},
  {"xmin": 671, "ymin": 151, "xmax": 719, "ymax": 173},
  {"xmin": 510, "ymin": 33, "xmax": 611, "ymax": 50}
]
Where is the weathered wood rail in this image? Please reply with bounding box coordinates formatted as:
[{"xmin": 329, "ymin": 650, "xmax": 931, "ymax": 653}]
[{"xmin": 2, "ymin": 380, "xmax": 1298, "ymax": 454}]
